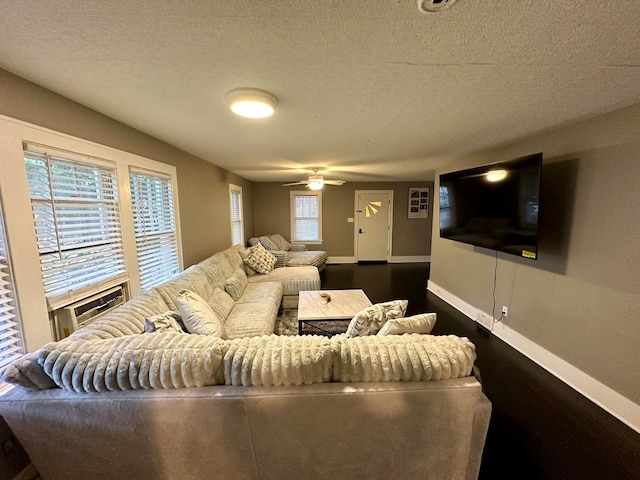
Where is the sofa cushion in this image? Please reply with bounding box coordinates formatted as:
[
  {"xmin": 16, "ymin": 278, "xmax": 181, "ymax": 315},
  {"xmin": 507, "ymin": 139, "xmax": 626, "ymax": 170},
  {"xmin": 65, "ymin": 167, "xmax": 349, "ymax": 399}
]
[
  {"xmin": 223, "ymin": 335, "xmax": 333, "ymax": 386},
  {"xmin": 234, "ymin": 246, "xmax": 257, "ymax": 275},
  {"xmin": 143, "ymin": 311, "xmax": 186, "ymax": 334},
  {"xmin": 208, "ymin": 288, "xmax": 235, "ymax": 321},
  {"xmin": 155, "ymin": 265, "xmax": 215, "ymax": 311},
  {"xmin": 377, "ymin": 313, "xmax": 437, "ymax": 336},
  {"xmin": 38, "ymin": 333, "xmax": 228, "ymax": 392},
  {"xmin": 220, "ymin": 247, "xmax": 244, "ymax": 271},
  {"xmin": 270, "ymin": 250, "xmax": 289, "ymax": 268},
  {"xmin": 176, "ymin": 290, "xmax": 228, "ymax": 338},
  {"xmin": 225, "ymin": 268, "xmax": 247, "ymax": 301},
  {"xmin": 259, "ymin": 235, "xmax": 280, "ymax": 251},
  {"xmin": 331, "ymin": 334, "xmax": 476, "ymax": 382},
  {"xmin": 246, "ymin": 265, "xmax": 320, "ymax": 296},
  {"xmin": 270, "ymin": 234, "xmax": 291, "ymax": 251},
  {"xmin": 345, "ymin": 300, "xmax": 408, "ymax": 338},
  {"xmin": 0, "ymin": 352, "xmax": 57, "ymax": 391},
  {"xmin": 197, "ymin": 252, "xmax": 237, "ymax": 290},
  {"xmin": 68, "ymin": 288, "xmax": 171, "ymax": 341},
  {"xmin": 225, "ymin": 300, "xmax": 280, "ymax": 339},
  {"xmin": 286, "ymin": 250, "xmax": 327, "ymax": 269},
  {"xmin": 244, "ymin": 243, "xmax": 277, "ymax": 275}
]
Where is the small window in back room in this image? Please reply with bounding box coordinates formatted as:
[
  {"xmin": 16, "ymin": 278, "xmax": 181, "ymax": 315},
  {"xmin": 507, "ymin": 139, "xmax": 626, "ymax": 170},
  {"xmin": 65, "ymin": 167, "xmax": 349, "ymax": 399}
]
[
  {"xmin": 290, "ymin": 191, "xmax": 322, "ymax": 242},
  {"xmin": 229, "ymin": 184, "xmax": 244, "ymax": 246}
]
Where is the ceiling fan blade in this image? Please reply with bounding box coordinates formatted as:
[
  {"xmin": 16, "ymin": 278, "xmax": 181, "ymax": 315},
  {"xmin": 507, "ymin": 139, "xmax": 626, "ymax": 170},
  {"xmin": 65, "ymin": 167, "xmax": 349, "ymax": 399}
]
[
  {"xmin": 324, "ymin": 180, "xmax": 346, "ymax": 185},
  {"xmin": 282, "ymin": 181, "xmax": 308, "ymax": 187}
]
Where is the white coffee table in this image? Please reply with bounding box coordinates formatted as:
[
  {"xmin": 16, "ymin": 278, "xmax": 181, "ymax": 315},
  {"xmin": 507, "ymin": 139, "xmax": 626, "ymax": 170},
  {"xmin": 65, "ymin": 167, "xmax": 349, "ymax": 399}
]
[{"xmin": 297, "ymin": 289, "xmax": 372, "ymax": 335}]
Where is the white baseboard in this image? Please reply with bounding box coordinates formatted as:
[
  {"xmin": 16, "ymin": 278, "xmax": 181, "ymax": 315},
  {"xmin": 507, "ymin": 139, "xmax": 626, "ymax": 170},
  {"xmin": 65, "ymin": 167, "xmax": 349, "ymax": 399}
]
[
  {"xmin": 390, "ymin": 255, "xmax": 431, "ymax": 263},
  {"xmin": 327, "ymin": 256, "xmax": 356, "ymax": 264},
  {"xmin": 427, "ymin": 280, "xmax": 640, "ymax": 434}
]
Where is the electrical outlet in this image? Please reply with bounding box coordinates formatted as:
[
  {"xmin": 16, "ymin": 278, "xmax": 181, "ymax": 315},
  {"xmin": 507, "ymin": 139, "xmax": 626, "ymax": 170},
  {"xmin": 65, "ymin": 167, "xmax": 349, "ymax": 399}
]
[
  {"xmin": 476, "ymin": 311, "xmax": 494, "ymax": 331},
  {"xmin": 502, "ymin": 306, "xmax": 508, "ymax": 317}
]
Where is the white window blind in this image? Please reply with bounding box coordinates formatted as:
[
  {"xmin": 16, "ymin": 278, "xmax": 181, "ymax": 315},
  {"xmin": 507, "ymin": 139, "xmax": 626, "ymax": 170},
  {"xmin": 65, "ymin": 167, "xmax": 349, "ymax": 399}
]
[
  {"xmin": 24, "ymin": 148, "xmax": 127, "ymax": 308},
  {"xmin": 0, "ymin": 200, "xmax": 24, "ymax": 369},
  {"xmin": 290, "ymin": 192, "xmax": 322, "ymax": 242},
  {"xmin": 229, "ymin": 184, "xmax": 244, "ymax": 246},
  {"xmin": 130, "ymin": 169, "xmax": 180, "ymax": 290}
]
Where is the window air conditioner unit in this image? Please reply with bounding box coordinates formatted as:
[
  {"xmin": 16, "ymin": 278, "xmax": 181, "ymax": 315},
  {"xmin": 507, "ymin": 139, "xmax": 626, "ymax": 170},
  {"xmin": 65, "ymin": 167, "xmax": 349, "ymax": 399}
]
[{"xmin": 56, "ymin": 284, "xmax": 128, "ymax": 339}]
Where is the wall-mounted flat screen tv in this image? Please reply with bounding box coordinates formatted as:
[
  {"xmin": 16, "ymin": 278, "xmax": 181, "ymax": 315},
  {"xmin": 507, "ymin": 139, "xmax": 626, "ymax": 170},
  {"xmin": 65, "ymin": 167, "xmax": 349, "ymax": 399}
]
[{"xmin": 439, "ymin": 153, "xmax": 542, "ymax": 260}]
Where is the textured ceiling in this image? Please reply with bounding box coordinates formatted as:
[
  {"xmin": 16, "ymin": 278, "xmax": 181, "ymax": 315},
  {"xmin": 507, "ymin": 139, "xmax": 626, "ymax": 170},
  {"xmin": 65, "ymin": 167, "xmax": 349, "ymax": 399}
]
[{"xmin": 1, "ymin": 0, "xmax": 639, "ymax": 182}]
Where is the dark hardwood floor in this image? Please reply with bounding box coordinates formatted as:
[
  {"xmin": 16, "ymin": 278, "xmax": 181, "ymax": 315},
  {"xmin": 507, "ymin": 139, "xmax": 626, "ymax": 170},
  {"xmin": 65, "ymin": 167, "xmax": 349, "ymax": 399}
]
[{"xmin": 321, "ymin": 263, "xmax": 640, "ymax": 480}]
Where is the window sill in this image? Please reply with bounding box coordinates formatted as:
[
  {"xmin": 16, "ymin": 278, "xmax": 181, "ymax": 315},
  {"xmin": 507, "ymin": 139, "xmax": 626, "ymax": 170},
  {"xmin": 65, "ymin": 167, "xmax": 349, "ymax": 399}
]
[{"xmin": 293, "ymin": 240, "xmax": 323, "ymax": 245}]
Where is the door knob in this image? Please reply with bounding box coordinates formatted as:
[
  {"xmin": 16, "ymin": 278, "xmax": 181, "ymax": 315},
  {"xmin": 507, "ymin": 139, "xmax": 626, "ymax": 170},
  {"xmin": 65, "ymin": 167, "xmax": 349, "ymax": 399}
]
[{"xmin": 359, "ymin": 228, "xmax": 363, "ymax": 234}]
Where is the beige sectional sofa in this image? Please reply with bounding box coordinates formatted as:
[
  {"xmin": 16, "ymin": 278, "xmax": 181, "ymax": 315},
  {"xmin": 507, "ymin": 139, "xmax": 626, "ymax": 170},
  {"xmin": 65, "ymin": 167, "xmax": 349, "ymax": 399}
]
[
  {"xmin": 0, "ymin": 244, "xmax": 491, "ymax": 480},
  {"xmin": 249, "ymin": 234, "xmax": 328, "ymax": 271}
]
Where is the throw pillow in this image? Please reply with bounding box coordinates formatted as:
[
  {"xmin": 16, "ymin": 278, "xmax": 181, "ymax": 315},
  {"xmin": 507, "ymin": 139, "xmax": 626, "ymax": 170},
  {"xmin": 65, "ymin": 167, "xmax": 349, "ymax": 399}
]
[
  {"xmin": 259, "ymin": 235, "xmax": 280, "ymax": 251},
  {"xmin": 345, "ymin": 300, "xmax": 409, "ymax": 338},
  {"xmin": 176, "ymin": 289, "xmax": 228, "ymax": 338},
  {"xmin": 143, "ymin": 311, "xmax": 186, "ymax": 334},
  {"xmin": 225, "ymin": 268, "xmax": 248, "ymax": 302},
  {"xmin": 207, "ymin": 287, "xmax": 236, "ymax": 321},
  {"xmin": 244, "ymin": 243, "xmax": 277, "ymax": 275},
  {"xmin": 377, "ymin": 312, "xmax": 437, "ymax": 336}
]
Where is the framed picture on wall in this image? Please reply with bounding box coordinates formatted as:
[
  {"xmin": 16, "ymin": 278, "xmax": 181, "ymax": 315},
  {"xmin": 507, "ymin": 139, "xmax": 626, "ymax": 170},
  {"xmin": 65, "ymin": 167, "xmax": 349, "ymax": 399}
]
[{"xmin": 408, "ymin": 187, "xmax": 429, "ymax": 218}]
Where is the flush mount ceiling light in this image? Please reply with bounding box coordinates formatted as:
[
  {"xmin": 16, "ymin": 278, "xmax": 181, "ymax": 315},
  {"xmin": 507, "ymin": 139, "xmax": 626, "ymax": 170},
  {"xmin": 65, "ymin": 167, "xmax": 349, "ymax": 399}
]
[
  {"xmin": 225, "ymin": 88, "xmax": 278, "ymax": 118},
  {"xmin": 418, "ymin": 0, "xmax": 458, "ymax": 14}
]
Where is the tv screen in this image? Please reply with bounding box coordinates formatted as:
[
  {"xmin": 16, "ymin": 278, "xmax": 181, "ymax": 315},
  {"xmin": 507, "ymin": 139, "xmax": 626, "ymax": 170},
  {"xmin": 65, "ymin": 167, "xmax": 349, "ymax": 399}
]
[{"xmin": 439, "ymin": 153, "xmax": 542, "ymax": 260}]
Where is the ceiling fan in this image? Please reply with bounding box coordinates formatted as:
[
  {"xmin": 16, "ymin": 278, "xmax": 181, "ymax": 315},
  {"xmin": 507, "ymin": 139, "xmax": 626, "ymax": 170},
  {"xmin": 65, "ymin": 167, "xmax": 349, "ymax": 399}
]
[{"xmin": 282, "ymin": 168, "xmax": 346, "ymax": 190}]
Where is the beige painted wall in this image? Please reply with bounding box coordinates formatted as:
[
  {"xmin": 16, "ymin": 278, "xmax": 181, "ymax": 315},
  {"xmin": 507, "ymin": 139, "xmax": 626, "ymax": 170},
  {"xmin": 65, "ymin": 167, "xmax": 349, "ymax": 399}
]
[
  {"xmin": 0, "ymin": 69, "xmax": 253, "ymax": 267},
  {"xmin": 253, "ymin": 182, "xmax": 433, "ymax": 257},
  {"xmin": 430, "ymin": 103, "xmax": 640, "ymax": 405}
]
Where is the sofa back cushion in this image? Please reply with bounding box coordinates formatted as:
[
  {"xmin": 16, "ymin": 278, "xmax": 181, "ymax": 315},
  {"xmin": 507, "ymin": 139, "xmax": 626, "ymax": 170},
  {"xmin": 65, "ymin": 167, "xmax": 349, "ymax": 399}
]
[
  {"xmin": 197, "ymin": 253, "xmax": 236, "ymax": 289},
  {"xmin": 259, "ymin": 235, "xmax": 280, "ymax": 251},
  {"xmin": 155, "ymin": 265, "xmax": 215, "ymax": 312},
  {"xmin": 208, "ymin": 288, "xmax": 235, "ymax": 321},
  {"xmin": 221, "ymin": 247, "xmax": 244, "ymax": 271},
  {"xmin": 269, "ymin": 234, "xmax": 291, "ymax": 251},
  {"xmin": 68, "ymin": 288, "xmax": 171, "ymax": 341},
  {"xmin": 223, "ymin": 335, "xmax": 333, "ymax": 386},
  {"xmin": 39, "ymin": 333, "xmax": 228, "ymax": 392}
]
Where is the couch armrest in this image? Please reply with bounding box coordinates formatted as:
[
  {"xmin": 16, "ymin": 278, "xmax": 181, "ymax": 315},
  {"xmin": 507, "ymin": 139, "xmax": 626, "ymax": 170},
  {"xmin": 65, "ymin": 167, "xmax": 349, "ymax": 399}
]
[
  {"xmin": 270, "ymin": 250, "xmax": 290, "ymax": 268},
  {"xmin": 289, "ymin": 244, "xmax": 307, "ymax": 252}
]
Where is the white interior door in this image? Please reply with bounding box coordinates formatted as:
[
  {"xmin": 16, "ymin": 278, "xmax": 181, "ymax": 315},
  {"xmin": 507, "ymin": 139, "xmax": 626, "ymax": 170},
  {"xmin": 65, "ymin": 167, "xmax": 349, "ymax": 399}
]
[{"xmin": 355, "ymin": 191, "xmax": 393, "ymax": 261}]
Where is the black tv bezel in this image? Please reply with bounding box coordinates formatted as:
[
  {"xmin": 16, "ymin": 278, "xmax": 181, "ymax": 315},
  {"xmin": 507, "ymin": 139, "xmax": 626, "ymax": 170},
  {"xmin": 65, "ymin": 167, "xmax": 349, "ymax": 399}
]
[{"xmin": 438, "ymin": 153, "xmax": 543, "ymax": 260}]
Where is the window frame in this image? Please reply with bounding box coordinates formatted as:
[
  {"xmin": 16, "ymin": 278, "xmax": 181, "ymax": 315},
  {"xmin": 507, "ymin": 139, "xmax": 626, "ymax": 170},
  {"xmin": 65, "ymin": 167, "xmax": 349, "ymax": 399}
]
[
  {"xmin": 229, "ymin": 184, "xmax": 244, "ymax": 246},
  {"xmin": 290, "ymin": 190, "xmax": 323, "ymax": 244},
  {"xmin": 0, "ymin": 193, "xmax": 25, "ymax": 383},
  {"xmin": 129, "ymin": 167, "xmax": 180, "ymax": 291},
  {"xmin": 0, "ymin": 115, "xmax": 182, "ymax": 350},
  {"xmin": 23, "ymin": 146, "xmax": 128, "ymax": 310}
]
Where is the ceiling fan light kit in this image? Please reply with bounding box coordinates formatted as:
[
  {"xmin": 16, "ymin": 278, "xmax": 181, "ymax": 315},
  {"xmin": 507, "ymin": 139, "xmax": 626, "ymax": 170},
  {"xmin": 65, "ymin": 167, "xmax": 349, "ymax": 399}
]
[
  {"xmin": 282, "ymin": 168, "xmax": 346, "ymax": 190},
  {"xmin": 225, "ymin": 87, "xmax": 278, "ymax": 118}
]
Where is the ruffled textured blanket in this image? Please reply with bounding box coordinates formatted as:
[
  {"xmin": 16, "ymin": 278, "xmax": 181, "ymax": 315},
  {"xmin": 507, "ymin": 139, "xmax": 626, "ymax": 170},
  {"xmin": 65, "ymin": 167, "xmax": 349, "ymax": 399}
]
[
  {"xmin": 39, "ymin": 333, "xmax": 226, "ymax": 393},
  {"xmin": 31, "ymin": 332, "xmax": 476, "ymax": 392},
  {"xmin": 331, "ymin": 334, "xmax": 476, "ymax": 382}
]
